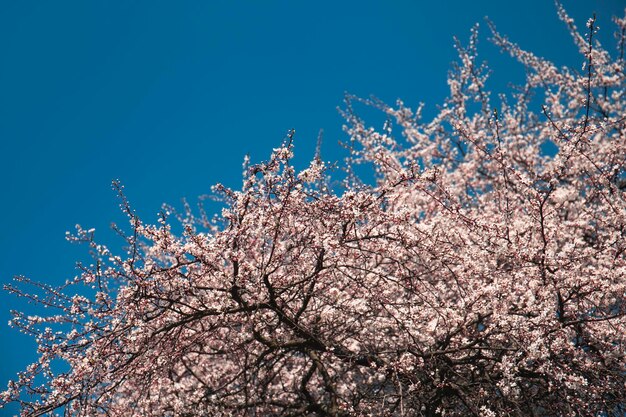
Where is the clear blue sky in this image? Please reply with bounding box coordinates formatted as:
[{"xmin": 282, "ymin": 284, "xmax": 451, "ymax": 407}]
[{"xmin": 1, "ymin": 0, "xmax": 623, "ymax": 410}]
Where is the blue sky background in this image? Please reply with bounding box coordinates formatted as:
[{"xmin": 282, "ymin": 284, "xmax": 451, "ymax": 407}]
[{"xmin": 1, "ymin": 1, "xmax": 624, "ymax": 413}]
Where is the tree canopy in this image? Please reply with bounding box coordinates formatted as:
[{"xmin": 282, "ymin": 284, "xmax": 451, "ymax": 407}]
[{"xmin": 2, "ymin": 5, "xmax": 626, "ymax": 417}]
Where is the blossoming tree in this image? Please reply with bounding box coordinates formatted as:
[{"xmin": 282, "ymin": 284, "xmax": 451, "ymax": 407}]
[{"xmin": 2, "ymin": 6, "xmax": 626, "ymax": 417}]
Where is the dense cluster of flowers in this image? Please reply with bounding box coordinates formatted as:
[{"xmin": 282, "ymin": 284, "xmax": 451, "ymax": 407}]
[{"xmin": 2, "ymin": 6, "xmax": 626, "ymax": 416}]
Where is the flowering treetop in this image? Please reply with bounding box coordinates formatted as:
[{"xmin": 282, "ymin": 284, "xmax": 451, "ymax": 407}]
[{"xmin": 2, "ymin": 5, "xmax": 626, "ymax": 417}]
